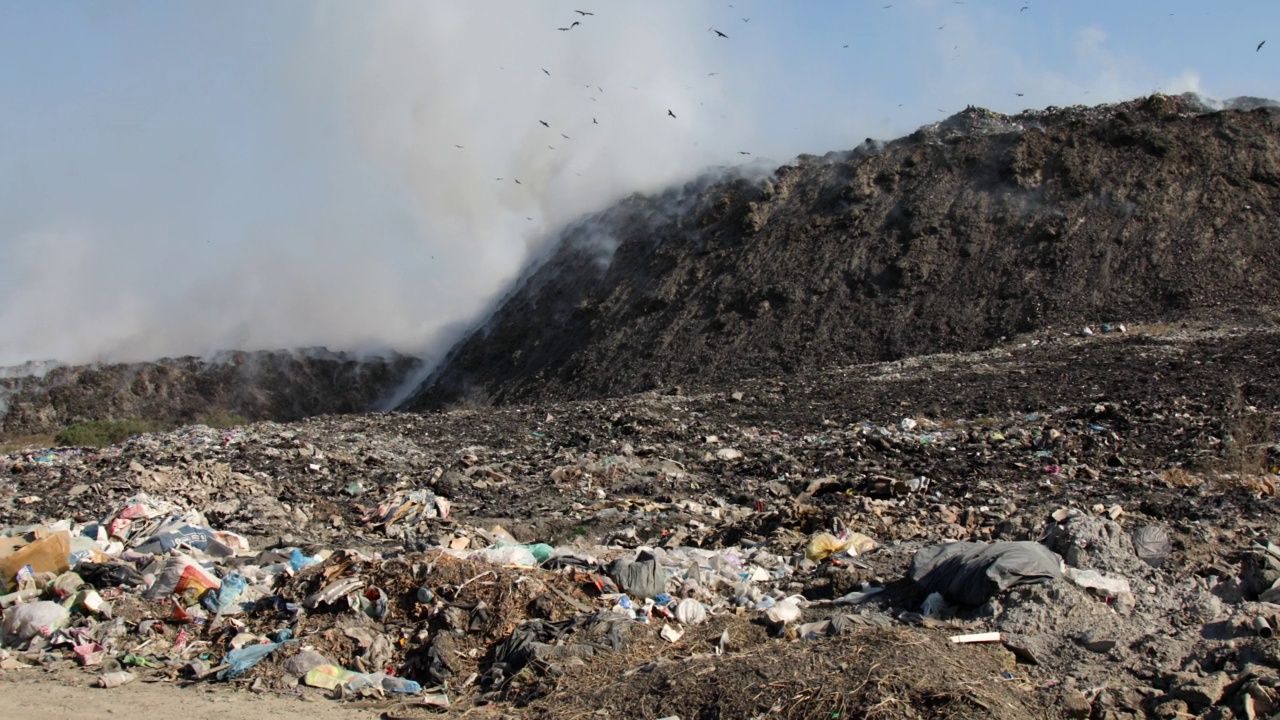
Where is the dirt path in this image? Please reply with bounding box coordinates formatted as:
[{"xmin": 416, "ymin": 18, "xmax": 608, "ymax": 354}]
[{"xmin": 0, "ymin": 670, "xmax": 382, "ymax": 720}]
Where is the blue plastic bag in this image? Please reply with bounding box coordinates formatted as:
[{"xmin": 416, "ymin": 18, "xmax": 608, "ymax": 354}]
[
  {"xmin": 289, "ymin": 548, "xmax": 320, "ymax": 572},
  {"xmin": 216, "ymin": 640, "xmax": 287, "ymax": 680}
]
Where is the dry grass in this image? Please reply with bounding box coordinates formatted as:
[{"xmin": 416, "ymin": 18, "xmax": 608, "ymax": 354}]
[
  {"xmin": 528, "ymin": 622, "xmax": 1053, "ymax": 720},
  {"xmin": 0, "ymin": 434, "xmax": 56, "ymax": 453},
  {"xmin": 1211, "ymin": 381, "xmax": 1276, "ymax": 494},
  {"xmin": 1160, "ymin": 467, "xmax": 1204, "ymax": 489}
]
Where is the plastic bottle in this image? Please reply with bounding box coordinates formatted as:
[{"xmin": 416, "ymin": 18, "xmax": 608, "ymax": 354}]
[{"xmin": 381, "ymin": 675, "xmax": 422, "ymax": 694}]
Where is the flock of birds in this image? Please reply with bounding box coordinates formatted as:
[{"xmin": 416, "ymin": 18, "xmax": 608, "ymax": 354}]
[{"xmin": 455, "ymin": 4, "xmax": 1268, "ymax": 215}]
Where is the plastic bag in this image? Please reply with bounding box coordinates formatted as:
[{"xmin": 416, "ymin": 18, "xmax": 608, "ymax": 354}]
[
  {"xmin": 474, "ymin": 546, "xmax": 538, "ymax": 567},
  {"xmin": 2, "ymin": 601, "xmax": 70, "ymax": 646},
  {"xmin": 764, "ymin": 597, "xmax": 802, "ymax": 625},
  {"xmin": 607, "ymin": 550, "xmax": 665, "ymax": 599},
  {"xmin": 1131, "ymin": 526, "xmax": 1171, "ymax": 568},
  {"xmin": 289, "ymin": 548, "xmax": 320, "ymax": 572},
  {"xmin": 144, "ymin": 554, "xmax": 221, "ymax": 600},
  {"xmin": 908, "ymin": 541, "xmax": 1061, "ymax": 606},
  {"xmin": 216, "ymin": 641, "xmax": 284, "ymax": 680},
  {"xmin": 492, "ymin": 542, "xmax": 553, "ymax": 564},
  {"xmin": 76, "ymin": 561, "xmax": 146, "ymax": 589},
  {"xmin": 674, "ymin": 598, "xmax": 706, "ymax": 626},
  {"xmin": 304, "ymin": 664, "xmax": 358, "ymax": 690},
  {"xmin": 805, "ymin": 532, "xmax": 877, "ymax": 562}
]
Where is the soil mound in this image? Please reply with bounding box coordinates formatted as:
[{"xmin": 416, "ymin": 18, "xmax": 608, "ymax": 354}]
[
  {"xmin": 405, "ymin": 93, "xmax": 1280, "ymax": 409},
  {"xmin": 0, "ymin": 349, "xmax": 420, "ymax": 442}
]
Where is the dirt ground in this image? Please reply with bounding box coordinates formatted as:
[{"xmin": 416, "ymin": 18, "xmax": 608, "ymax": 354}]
[{"xmin": 0, "ymin": 670, "xmax": 382, "ymax": 720}]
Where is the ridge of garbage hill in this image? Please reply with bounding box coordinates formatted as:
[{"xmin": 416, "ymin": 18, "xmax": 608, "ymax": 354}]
[
  {"xmin": 0, "ymin": 349, "xmax": 421, "ymax": 443},
  {"xmin": 405, "ymin": 93, "xmax": 1280, "ymax": 410}
]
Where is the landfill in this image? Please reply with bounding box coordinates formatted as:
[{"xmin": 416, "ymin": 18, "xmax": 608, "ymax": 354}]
[{"xmin": 2, "ymin": 322, "xmax": 1280, "ymax": 719}]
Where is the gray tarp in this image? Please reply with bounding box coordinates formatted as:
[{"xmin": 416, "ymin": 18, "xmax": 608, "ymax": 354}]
[{"xmin": 908, "ymin": 541, "xmax": 1061, "ymax": 606}]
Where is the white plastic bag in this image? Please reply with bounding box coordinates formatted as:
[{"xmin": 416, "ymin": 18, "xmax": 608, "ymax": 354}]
[
  {"xmin": 473, "ymin": 546, "xmax": 537, "ymax": 567},
  {"xmin": 674, "ymin": 598, "xmax": 707, "ymax": 626},
  {"xmin": 764, "ymin": 597, "xmax": 802, "ymax": 625},
  {"xmin": 2, "ymin": 601, "xmax": 70, "ymax": 646}
]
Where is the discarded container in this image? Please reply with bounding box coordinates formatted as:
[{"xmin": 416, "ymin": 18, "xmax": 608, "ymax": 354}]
[
  {"xmin": 96, "ymin": 671, "xmax": 136, "ymax": 688},
  {"xmin": 378, "ymin": 674, "xmax": 422, "ymax": 694},
  {"xmin": 1254, "ymin": 616, "xmax": 1274, "ymax": 638},
  {"xmin": 205, "ymin": 571, "xmax": 247, "ymax": 615},
  {"xmin": 0, "ymin": 531, "xmax": 70, "ymax": 591},
  {"xmin": 74, "ymin": 642, "xmax": 107, "ymax": 666}
]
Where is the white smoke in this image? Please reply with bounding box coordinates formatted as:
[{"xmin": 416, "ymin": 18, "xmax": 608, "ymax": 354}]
[{"xmin": 0, "ymin": 1, "xmax": 763, "ymax": 367}]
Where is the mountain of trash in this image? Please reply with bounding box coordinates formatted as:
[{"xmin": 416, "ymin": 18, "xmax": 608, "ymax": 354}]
[
  {"xmin": 3, "ymin": 322, "xmax": 1280, "ymax": 718},
  {"xmin": 0, "ymin": 349, "xmax": 421, "ymax": 443},
  {"xmin": 406, "ymin": 93, "xmax": 1280, "ymax": 409}
]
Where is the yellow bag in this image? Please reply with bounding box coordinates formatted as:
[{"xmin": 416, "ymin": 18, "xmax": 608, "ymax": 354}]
[
  {"xmin": 304, "ymin": 664, "xmax": 358, "ymax": 689},
  {"xmin": 805, "ymin": 532, "xmax": 877, "ymax": 562}
]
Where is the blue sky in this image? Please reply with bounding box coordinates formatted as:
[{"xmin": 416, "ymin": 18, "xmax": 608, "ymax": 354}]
[{"xmin": 1, "ymin": 0, "xmax": 1277, "ymax": 365}]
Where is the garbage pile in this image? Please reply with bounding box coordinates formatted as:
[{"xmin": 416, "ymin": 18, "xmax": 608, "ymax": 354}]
[{"xmin": 2, "ymin": 323, "xmax": 1280, "ymax": 718}]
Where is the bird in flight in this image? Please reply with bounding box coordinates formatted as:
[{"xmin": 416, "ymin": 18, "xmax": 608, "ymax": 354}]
[
  {"xmin": 742, "ymin": 17, "xmax": 750, "ymax": 22},
  {"xmin": 738, "ymin": 151, "xmax": 751, "ymax": 155},
  {"xmin": 1258, "ymin": 40, "xmax": 1267, "ymax": 51},
  {"xmin": 708, "ymin": 72, "xmax": 720, "ymax": 76},
  {"xmin": 539, "ymin": 120, "xmax": 549, "ymax": 127},
  {"xmin": 548, "ymin": 145, "xmax": 555, "ymax": 150},
  {"xmin": 843, "ymin": 44, "xmax": 849, "ymax": 48},
  {"xmin": 575, "ymin": 10, "xmax": 593, "ymax": 16},
  {"xmin": 592, "ymin": 117, "xmax": 598, "ymax": 124},
  {"xmin": 1015, "ymin": 92, "xmax": 1024, "ymax": 97},
  {"xmin": 561, "ymin": 133, "xmax": 570, "ymax": 139},
  {"xmin": 514, "ymin": 179, "xmax": 522, "ymax": 184},
  {"xmin": 668, "ymin": 109, "xmax": 677, "ymax": 118},
  {"xmin": 714, "ymin": 29, "xmax": 729, "ymax": 38},
  {"xmin": 542, "ymin": 68, "xmax": 550, "ymax": 76},
  {"xmin": 1020, "ymin": 4, "xmax": 1029, "ymax": 10},
  {"xmin": 558, "ymin": 27, "xmax": 571, "ymax": 31},
  {"xmin": 454, "ymin": 145, "xmax": 464, "ymax": 149},
  {"xmin": 571, "ymin": 21, "xmax": 580, "ymax": 28}
]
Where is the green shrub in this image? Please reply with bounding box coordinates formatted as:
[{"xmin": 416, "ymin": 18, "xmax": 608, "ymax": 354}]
[{"xmin": 54, "ymin": 419, "xmax": 155, "ymax": 447}]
